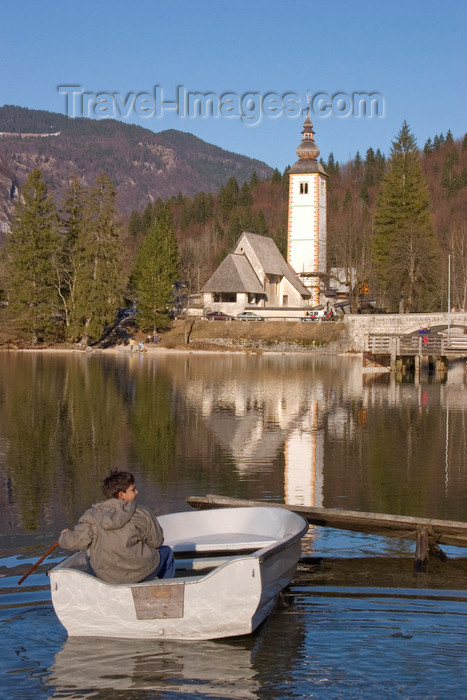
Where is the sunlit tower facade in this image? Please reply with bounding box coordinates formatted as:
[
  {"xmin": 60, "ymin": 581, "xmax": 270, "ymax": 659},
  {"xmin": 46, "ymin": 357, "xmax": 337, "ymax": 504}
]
[{"xmin": 287, "ymin": 110, "xmax": 328, "ymax": 306}]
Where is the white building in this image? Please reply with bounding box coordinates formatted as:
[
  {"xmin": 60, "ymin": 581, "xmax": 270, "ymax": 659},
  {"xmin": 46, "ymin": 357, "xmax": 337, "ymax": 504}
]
[
  {"xmin": 202, "ymin": 231, "xmax": 311, "ymax": 316},
  {"xmin": 287, "ymin": 109, "xmax": 328, "ymax": 306}
]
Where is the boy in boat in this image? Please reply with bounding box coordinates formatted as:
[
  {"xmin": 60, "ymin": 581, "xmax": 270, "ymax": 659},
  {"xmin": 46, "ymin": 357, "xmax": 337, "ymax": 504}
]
[{"xmin": 59, "ymin": 470, "xmax": 175, "ymax": 584}]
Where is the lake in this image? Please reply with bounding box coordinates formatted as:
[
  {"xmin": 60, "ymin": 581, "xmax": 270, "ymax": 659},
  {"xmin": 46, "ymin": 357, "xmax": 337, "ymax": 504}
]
[{"xmin": 1, "ymin": 349, "xmax": 466, "ymax": 698}]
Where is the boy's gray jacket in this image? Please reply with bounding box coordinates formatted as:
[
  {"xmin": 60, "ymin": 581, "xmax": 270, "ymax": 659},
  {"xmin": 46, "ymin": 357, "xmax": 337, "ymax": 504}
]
[{"xmin": 59, "ymin": 499, "xmax": 163, "ymax": 584}]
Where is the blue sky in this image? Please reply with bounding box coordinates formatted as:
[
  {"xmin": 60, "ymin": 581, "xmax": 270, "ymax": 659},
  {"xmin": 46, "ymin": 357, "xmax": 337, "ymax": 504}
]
[{"xmin": 1, "ymin": 1, "xmax": 465, "ymax": 170}]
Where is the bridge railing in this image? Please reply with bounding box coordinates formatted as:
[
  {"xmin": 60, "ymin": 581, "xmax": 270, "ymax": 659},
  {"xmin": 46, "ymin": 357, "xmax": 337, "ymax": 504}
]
[{"xmin": 366, "ymin": 333, "xmax": 467, "ymax": 356}]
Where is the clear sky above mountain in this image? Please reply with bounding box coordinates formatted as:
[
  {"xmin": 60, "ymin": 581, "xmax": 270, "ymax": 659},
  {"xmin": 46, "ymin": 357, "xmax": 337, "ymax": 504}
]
[{"xmin": 1, "ymin": 0, "xmax": 465, "ymax": 170}]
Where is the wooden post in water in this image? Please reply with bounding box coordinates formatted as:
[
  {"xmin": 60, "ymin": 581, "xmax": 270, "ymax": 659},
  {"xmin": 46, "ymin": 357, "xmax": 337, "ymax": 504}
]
[
  {"xmin": 414, "ymin": 528, "xmax": 429, "ymax": 572},
  {"xmin": 390, "ymin": 337, "xmax": 396, "ymax": 372}
]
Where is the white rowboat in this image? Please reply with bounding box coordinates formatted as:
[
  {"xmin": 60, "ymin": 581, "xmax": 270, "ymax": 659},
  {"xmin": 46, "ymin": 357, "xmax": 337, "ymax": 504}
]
[{"xmin": 49, "ymin": 506, "xmax": 308, "ymax": 640}]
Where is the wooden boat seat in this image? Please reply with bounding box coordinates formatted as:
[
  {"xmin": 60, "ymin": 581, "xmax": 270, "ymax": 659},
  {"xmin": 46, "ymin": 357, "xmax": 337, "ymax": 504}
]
[{"xmin": 168, "ymin": 532, "xmax": 279, "ymax": 553}]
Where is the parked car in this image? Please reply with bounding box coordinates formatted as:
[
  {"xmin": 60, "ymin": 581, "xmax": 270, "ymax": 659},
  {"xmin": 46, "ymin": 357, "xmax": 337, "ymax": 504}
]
[
  {"xmin": 204, "ymin": 311, "xmax": 234, "ymax": 321},
  {"xmin": 237, "ymin": 311, "xmax": 265, "ymax": 321},
  {"xmin": 303, "ymin": 309, "xmax": 326, "ymax": 320}
]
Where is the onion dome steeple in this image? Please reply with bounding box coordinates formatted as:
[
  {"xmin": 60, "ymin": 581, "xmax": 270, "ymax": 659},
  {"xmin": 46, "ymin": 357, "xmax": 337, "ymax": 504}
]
[
  {"xmin": 289, "ymin": 108, "xmax": 327, "ymax": 175},
  {"xmin": 296, "ymin": 108, "xmax": 320, "ymax": 160}
]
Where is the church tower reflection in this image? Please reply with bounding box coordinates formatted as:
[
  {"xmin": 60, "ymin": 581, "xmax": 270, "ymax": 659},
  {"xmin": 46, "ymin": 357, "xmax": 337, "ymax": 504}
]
[{"xmin": 284, "ymin": 399, "xmax": 324, "ymax": 507}]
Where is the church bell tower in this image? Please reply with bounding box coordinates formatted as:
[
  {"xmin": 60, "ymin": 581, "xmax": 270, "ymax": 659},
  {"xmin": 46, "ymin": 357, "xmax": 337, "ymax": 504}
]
[{"xmin": 287, "ymin": 110, "xmax": 327, "ymax": 306}]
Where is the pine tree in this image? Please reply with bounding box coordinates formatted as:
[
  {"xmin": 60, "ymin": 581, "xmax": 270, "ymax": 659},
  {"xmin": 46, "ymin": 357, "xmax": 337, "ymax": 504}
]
[
  {"xmin": 372, "ymin": 122, "xmax": 441, "ymax": 311},
  {"xmin": 238, "ymin": 181, "xmax": 253, "ymax": 207},
  {"xmin": 271, "ymin": 168, "xmax": 282, "ymax": 184},
  {"xmin": 353, "ymin": 151, "xmax": 363, "ymax": 178},
  {"xmin": 249, "ymin": 171, "xmax": 260, "ymax": 189},
  {"xmin": 218, "ymin": 176, "xmax": 239, "ymax": 216},
  {"xmin": 141, "ymin": 202, "xmax": 153, "ymax": 233},
  {"xmin": 423, "ymin": 137, "xmax": 433, "ymax": 155},
  {"xmin": 441, "ymin": 148, "xmax": 462, "ymax": 196},
  {"xmin": 374, "ymin": 149, "xmax": 386, "ymax": 182},
  {"xmin": 71, "ymin": 173, "xmax": 124, "ymax": 343},
  {"xmin": 343, "ymin": 188, "xmax": 352, "ymax": 210},
  {"xmin": 3, "ymin": 169, "xmax": 62, "ymax": 342},
  {"xmin": 255, "ymin": 210, "xmax": 268, "ymax": 236},
  {"xmin": 132, "ymin": 205, "xmax": 180, "ymax": 332},
  {"xmin": 59, "ymin": 175, "xmax": 86, "ymax": 336},
  {"xmin": 191, "ymin": 191, "xmax": 213, "ymax": 223},
  {"xmin": 226, "ymin": 212, "xmax": 244, "ymax": 247},
  {"xmin": 327, "ymin": 152, "xmax": 339, "ymax": 175},
  {"xmin": 129, "ymin": 210, "xmax": 143, "ymax": 237},
  {"xmin": 360, "ymin": 181, "xmax": 370, "ymax": 205}
]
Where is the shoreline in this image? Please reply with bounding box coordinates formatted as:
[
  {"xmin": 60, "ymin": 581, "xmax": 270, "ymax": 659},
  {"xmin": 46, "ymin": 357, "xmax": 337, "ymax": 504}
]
[{"xmin": 3, "ymin": 343, "xmax": 356, "ymax": 357}]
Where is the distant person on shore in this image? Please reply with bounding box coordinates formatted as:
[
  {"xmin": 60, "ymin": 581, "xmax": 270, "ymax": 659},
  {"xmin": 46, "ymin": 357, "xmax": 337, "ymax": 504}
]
[{"xmin": 59, "ymin": 470, "xmax": 175, "ymax": 584}]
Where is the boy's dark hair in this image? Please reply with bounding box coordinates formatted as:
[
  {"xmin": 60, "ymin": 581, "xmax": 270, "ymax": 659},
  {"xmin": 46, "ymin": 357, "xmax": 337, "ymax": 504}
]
[{"xmin": 102, "ymin": 470, "xmax": 135, "ymax": 499}]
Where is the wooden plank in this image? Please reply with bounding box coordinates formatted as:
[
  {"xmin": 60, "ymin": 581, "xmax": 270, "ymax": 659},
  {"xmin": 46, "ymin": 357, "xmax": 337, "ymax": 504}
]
[
  {"xmin": 186, "ymin": 494, "xmax": 467, "ymax": 548},
  {"xmin": 131, "ymin": 583, "xmax": 185, "ymax": 620}
]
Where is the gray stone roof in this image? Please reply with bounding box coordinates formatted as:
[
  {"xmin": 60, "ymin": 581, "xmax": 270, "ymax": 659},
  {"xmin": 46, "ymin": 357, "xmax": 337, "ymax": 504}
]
[
  {"xmin": 235, "ymin": 232, "xmax": 284, "ymax": 274},
  {"xmin": 236, "ymin": 232, "xmax": 311, "ymax": 297},
  {"xmin": 202, "ymin": 253, "xmax": 264, "ymax": 293},
  {"xmin": 288, "ymin": 159, "xmax": 328, "ymax": 175}
]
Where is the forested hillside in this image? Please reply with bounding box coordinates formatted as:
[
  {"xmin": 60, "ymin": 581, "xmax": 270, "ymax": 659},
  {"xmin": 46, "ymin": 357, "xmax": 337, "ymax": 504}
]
[{"xmin": 0, "ymin": 105, "xmax": 273, "ymax": 229}]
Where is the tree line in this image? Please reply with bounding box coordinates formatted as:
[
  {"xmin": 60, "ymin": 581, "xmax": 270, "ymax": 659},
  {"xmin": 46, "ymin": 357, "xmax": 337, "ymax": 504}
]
[
  {"xmin": 326, "ymin": 124, "xmax": 466, "ymax": 312},
  {"xmin": 1, "ymin": 170, "xmax": 180, "ymax": 344}
]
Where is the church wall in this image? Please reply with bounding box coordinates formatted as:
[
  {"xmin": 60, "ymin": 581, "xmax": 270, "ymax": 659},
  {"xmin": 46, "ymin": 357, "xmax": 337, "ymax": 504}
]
[
  {"xmin": 288, "ymin": 173, "xmax": 319, "ymax": 274},
  {"xmin": 202, "ymin": 291, "xmax": 250, "ymax": 316},
  {"xmin": 318, "ymin": 176, "xmax": 327, "ymax": 272},
  {"xmin": 287, "ymin": 171, "xmax": 327, "ymax": 279},
  {"xmin": 276, "ymin": 276, "xmax": 308, "ymax": 307}
]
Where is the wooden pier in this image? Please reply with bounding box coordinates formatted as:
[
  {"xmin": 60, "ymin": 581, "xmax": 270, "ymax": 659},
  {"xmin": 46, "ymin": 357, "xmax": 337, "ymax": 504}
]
[
  {"xmin": 187, "ymin": 494, "xmax": 467, "ymax": 585},
  {"xmin": 365, "ymin": 332, "xmax": 467, "ymax": 371}
]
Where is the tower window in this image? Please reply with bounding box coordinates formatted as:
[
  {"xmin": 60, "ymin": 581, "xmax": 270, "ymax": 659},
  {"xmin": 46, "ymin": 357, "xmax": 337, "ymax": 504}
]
[{"xmin": 300, "ymin": 182, "xmax": 308, "ymax": 194}]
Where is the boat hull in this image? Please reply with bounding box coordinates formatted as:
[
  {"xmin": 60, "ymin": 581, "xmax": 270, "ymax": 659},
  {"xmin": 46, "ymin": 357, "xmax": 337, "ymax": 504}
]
[{"xmin": 49, "ymin": 506, "xmax": 307, "ymax": 640}]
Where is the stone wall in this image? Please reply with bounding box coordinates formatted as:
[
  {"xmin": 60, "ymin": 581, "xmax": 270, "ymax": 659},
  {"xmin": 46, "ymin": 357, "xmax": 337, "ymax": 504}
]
[{"xmin": 342, "ymin": 312, "xmax": 467, "ymax": 351}]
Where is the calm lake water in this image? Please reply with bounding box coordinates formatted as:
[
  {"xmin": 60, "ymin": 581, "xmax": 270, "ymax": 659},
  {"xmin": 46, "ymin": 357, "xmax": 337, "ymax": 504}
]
[{"xmin": 0, "ymin": 350, "xmax": 466, "ymax": 699}]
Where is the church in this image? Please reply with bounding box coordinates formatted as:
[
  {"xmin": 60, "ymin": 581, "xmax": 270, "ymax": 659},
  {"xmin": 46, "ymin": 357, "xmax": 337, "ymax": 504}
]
[{"xmin": 201, "ymin": 110, "xmax": 328, "ymax": 317}]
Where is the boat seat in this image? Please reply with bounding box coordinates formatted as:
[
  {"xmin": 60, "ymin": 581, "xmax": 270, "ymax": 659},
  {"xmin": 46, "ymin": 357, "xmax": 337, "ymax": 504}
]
[{"xmin": 168, "ymin": 532, "xmax": 279, "ymax": 553}]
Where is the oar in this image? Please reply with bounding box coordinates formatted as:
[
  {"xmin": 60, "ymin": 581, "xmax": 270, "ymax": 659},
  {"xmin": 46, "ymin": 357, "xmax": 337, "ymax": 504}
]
[{"xmin": 17, "ymin": 541, "xmax": 59, "ymax": 585}]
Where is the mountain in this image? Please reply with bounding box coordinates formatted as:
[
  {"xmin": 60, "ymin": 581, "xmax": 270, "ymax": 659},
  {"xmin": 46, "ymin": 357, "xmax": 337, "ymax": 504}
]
[{"xmin": 0, "ymin": 105, "xmax": 273, "ymax": 229}]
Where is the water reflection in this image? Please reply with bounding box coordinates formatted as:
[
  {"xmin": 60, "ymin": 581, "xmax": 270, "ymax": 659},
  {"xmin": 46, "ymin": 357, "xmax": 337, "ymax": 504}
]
[
  {"xmin": 48, "ymin": 636, "xmax": 259, "ymax": 698},
  {"xmin": 47, "ymin": 603, "xmax": 306, "ymax": 699},
  {"xmin": 0, "ymin": 352, "xmax": 465, "ymax": 540}
]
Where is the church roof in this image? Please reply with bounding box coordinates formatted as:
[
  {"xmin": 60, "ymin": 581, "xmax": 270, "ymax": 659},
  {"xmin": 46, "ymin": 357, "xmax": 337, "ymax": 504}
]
[
  {"xmin": 235, "ymin": 231, "xmax": 284, "ymax": 274},
  {"xmin": 201, "ymin": 252, "xmax": 264, "ymax": 294},
  {"xmin": 288, "ymin": 159, "xmax": 328, "ymax": 175},
  {"xmin": 289, "ymin": 109, "xmax": 328, "ymax": 176},
  {"xmin": 235, "ymin": 232, "xmax": 311, "ymax": 297},
  {"xmin": 202, "ymin": 231, "xmax": 311, "ymax": 298}
]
